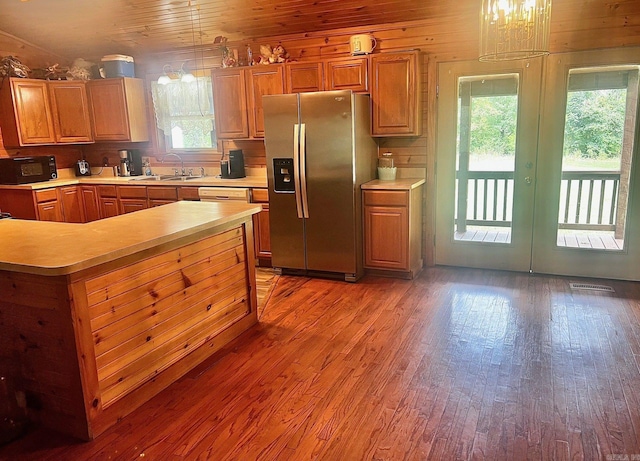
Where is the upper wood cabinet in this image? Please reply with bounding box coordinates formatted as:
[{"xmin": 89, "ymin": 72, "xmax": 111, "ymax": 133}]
[
  {"xmin": 324, "ymin": 57, "xmax": 368, "ymax": 93},
  {"xmin": 212, "ymin": 65, "xmax": 285, "ymax": 139},
  {"xmin": 370, "ymin": 51, "xmax": 421, "ymax": 136},
  {"xmin": 212, "ymin": 67, "xmax": 250, "ymax": 139},
  {"xmin": 87, "ymin": 77, "xmax": 149, "ymax": 142},
  {"xmin": 285, "ymin": 62, "xmax": 324, "ymax": 93},
  {"xmin": 48, "ymin": 81, "xmax": 93, "ymax": 143},
  {"xmin": 246, "ymin": 66, "xmax": 285, "ymax": 138},
  {"xmin": 0, "ymin": 78, "xmax": 55, "ymax": 146}
]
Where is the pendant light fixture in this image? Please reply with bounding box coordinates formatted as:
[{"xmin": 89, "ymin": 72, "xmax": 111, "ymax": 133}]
[{"xmin": 479, "ymin": 0, "xmax": 552, "ymax": 61}]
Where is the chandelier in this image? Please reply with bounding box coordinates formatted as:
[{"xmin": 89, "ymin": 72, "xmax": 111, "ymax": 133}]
[{"xmin": 479, "ymin": 0, "xmax": 552, "ymax": 61}]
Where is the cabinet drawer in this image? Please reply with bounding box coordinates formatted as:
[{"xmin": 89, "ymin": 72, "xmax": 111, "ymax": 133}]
[
  {"xmin": 98, "ymin": 185, "xmax": 118, "ymax": 197},
  {"xmin": 178, "ymin": 187, "xmax": 200, "ymax": 201},
  {"xmin": 251, "ymin": 188, "xmax": 269, "ymax": 203},
  {"xmin": 118, "ymin": 186, "xmax": 147, "ymax": 199},
  {"xmin": 35, "ymin": 188, "xmax": 58, "ymax": 203},
  {"xmin": 147, "ymin": 186, "xmax": 178, "ymax": 200},
  {"xmin": 363, "ymin": 190, "xmax": 408, "ymax": 207}
]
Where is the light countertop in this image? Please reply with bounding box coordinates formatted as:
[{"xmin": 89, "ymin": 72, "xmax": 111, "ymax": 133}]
[
  {"xmin": 0, "ymin": 173, "xmax": 268, "ymax": 191},
  {"xmin": 361, "ymin": 178, "xmax": 426, "ymax": 190},
  {"xmin": 0, "ymin": 201, "xmax": 261, "ymax": 276}
]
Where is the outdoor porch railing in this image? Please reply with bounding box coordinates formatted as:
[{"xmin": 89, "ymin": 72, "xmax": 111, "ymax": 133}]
[
  {"xmin": 559, "ymin": 171, "xmax": 620, "ymax": 231},
  {"xmin": 455, "ymin": 170, "xmax": 621, "ymax": 232}
]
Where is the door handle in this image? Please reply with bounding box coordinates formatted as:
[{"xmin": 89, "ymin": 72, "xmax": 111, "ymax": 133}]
[
  {"xmin": 293, "ymin": 124, "xmax": 304, "ymax": 219},
  {"xmin": 299, "ymin": 123, "xmax": 309, "ymax": 218},
  {"xmin": 525, "ymin": 176, "xmax": 532, "ymax": 184}
]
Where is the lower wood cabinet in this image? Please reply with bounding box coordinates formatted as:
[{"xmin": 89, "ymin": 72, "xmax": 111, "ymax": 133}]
[
  {"xmin": 58, "ymin": 185, "xmax": 85, "ymax": 223},
  {"xmin": 81, "ymin": 185, "xmax": 101, "ymax": 222},
  {"xmin": 97, "ymin": 185, "xmax": 120, "ymax": 218},
  {"xmin": 251, "ymin": 188, "xmax": 271, "ymax": 265},
  {"xmin": 362, "ymin": 180, "xmax": 425, "ymax": 278},
  {"xmin": 35, "ymin": 186, "xmax": 84, "ymax": 223},
  {"xmin": 36, "ymin": 199, "xmax": 63, "ymax": 222}
]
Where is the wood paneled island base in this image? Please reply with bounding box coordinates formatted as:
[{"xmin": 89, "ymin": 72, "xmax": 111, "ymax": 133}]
[{"xmin": 0, "ymin": 201, "xmax": 261, "ymax": 440}]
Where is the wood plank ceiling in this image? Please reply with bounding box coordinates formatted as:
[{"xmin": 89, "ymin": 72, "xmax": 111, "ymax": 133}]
[{"xmin": 0, "ymin": 0, "xmax": 477, "ymax": 62}]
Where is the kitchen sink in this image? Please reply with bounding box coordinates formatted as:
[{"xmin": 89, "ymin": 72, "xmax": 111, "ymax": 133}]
[
  {"xmin": 128, "ymin": 175, "xmax": 205, "ymax": 182},
  {"xmin": 159, "ymin": 175, "xmax": 205, "ymax": 181}
]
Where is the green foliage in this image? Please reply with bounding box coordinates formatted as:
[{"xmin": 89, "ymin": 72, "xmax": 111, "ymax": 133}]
[
  {"xmin": 469, "ymin": 95, "xmax": 518, "ymax": 156},
  {"xmin": 563, "ymin": 89, "xmax": 626, "ymax": 159}
]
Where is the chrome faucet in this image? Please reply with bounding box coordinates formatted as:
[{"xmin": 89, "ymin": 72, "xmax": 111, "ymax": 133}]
[{"xmin": 161, "ymin": 153, "xmax": 185, "ymax": 175}]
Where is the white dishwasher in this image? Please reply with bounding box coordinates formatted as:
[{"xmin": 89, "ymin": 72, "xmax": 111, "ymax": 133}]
[{"xmin": 198, "ymin": 187, "xmax": 251, "ymax": 203}]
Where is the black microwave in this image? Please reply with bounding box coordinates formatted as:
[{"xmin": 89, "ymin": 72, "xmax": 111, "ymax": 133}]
[{"xmin": 0, "ymin": 156, "xmax": 57, "ymax": 184}]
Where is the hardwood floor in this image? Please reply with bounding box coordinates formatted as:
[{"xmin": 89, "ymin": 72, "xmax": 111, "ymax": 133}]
[{"xmin": 1, "ymin": 267, "xmax": 640, "ymax": 460}]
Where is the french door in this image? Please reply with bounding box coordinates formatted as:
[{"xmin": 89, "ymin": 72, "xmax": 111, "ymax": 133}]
[
  {"xmin": 435, "ymin": 59, "xmax": 543, "ymax": 271},
  {"xmin": 531, "ymin": 49, "xmax": 640, "ymax": 280},
  {"xmin": 436, "ymin": 48, "xmax": 640, "ymax": 280}
]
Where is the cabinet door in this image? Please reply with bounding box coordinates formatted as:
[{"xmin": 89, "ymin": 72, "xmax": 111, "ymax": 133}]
[
  {"xmin": 48, "ymin": 81, "xmax": 93, "ymax": 143},
  {"xmin": 37, "ymin": 200, "xmax": 63, "ymax": 222},
  {"xmin": 212, "ymin": 68, "xmax": 249, "ymax": 139},
  {"xmin": 371, "ymin": 52, "xmax": 420, "ymax": 136},
  {"xmin": 285, "ymin": 62, "xmax": 324, "ymax": 93},
  {"xmin": 253, "ymin": 203, "xmax": 271, "ymax": 259},
  {"xmin": 87, "ymin": 79, "xmax": 130, "ymax": 141},
  {"xmin": 59, "ymin": 185, "xmax": 85, "ymax": 223},
  {"xmin": 120, "ymin": 199, "xmax": 148, "ymax": 214},
  {"xmin": 246, "ymin": 66, "xmax": 285, "ymax": 138},
  {"xmin": 325, "ymin": 57, "xmax": 368, "ymax": 92},
  {"xmin": 149, "ymin": 199, "xmax": 175, "ymax": 207},
  {"xmin": 100, "ymin": 198, "xmax": 120, "ymax": 218},
  {"xmin": 364, "ymin": 205, "xmax": 409, "ymax": 270},
  {"xmin": 81, "ymin": 185, "xmax": 101, "ymax": 222},
  {"xmin": 10, "ymin": 79, "xmax": 56, "ymax": 145}
]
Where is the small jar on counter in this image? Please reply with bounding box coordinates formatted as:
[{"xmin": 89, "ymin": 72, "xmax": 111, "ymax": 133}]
[{"xmin": 377, "ymin": 152, "xmax": 397, "ymax": 180}]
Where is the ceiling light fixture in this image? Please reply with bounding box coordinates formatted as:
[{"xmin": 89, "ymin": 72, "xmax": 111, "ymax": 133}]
[
  {"xmin": 479, "ymin": 0, "xmax": 552, "ymax": 61},
  {"xmin": 157, "ymin": 63, "xmax": 196, "ymax": 85}
]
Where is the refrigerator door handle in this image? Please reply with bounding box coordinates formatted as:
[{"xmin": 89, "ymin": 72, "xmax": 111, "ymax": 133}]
[
  {"xmin": 299, "ymin": 123, "xmax": 309, "ymax": 218},
  {"xmin": 293, "ymin": 124, "xmax": 304, "ymax": 219}
]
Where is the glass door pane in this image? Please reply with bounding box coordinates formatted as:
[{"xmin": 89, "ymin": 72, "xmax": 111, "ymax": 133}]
[
  {"xmin": 556, "ymin": 67, "xmax": 638, "ymax": 251},
  {"xmin": 436, "ymin": 59, "xmax": 542, "ymax": 272},
  {"xmin": 532, "ymin": 48, "xmax": 640, "ymax": 281},
  {"xmin": 455, "ymin": 75, "xmax": 518, "ymax": 244}
]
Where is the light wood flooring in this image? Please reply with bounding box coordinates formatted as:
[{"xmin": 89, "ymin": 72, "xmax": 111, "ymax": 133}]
[{"xmin": 1, "ymin": 267, "xmax": 640, "ymax": 460}]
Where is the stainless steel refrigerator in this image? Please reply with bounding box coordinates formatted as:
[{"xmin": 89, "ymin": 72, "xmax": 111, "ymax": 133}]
[{"xmin": 263, "ymin": 90, "xmax": 377, "ymax": 282}]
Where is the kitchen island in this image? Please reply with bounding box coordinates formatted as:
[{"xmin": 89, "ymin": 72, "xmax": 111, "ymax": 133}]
[{"xmin": 0, "ymin": 201, "xmax": 261, "ymax": 440}]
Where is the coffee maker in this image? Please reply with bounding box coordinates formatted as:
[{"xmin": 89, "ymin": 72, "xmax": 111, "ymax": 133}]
[
  {"xmin": 117, "ymin": 150, "xmax": 143, "ymax": 177},
  {"xmin": 221, "ymin": 149, "xmax": 246, "ymax": 179}
]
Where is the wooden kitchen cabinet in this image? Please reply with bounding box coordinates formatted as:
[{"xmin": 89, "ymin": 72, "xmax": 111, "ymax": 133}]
[
  {"xmin": 362, "ymin": 180, "xmax": 424, "ymax": 278},
  {"xmin": 34, "ymin": 188, "xmax": 63, "ymax": 222},
  {"xmin": 81, "ymin": 185, "xmax": 101, "ymax": 222},
  {"xmin": 148, "ymin": 185, "xmax": 178, "ymax": 207},
  {"xmin": 246, "ymin": 66, "xmax": 285, "ymax": 138},
  {"xmin": 118, "ymin": 185, "xmax": 148, "ymax": 214},
  {"xmin": 251, "ymin": 188, "xmax": 271, "ymax": 265},
  {"xmin": 285, "ymin": 61, "xmax": 324, "ymax": 93},
  {"xmin": 178, "ymin": 186, "xmax": 201, "ymax": 201},
  {"xmin": 370, "ymin": 51, "xmax": 421, "ymax": 136},
  {"xmin": 98, "ymin": 185, "xmax": 120, "ymax": 218},
  {"xmin": 58, "ymin": 185, "xmax": 85, "ymax": 223},
  {"xmin": 325, "ymin": 57, "xmax": 369, "ymax": 93},
  {"xmin": 87, "ymin": 77, "xmax": 149, "ymax": 142},
  {"xmin": 0, "ymin": 78, "xmax": 55, "ymax": 146},
  {"xmin": 212, "ymin": 67, "xmax": 250, "ymax": 139},
  {"xmin": 48, "ymin": 80, "xmax": 93, "ymax": 143}
]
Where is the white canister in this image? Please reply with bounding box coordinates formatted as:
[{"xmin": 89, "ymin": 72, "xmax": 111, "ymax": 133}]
[{"xmin": 350, "ymin": 34, "xmax": 377, "ymax": 55}]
